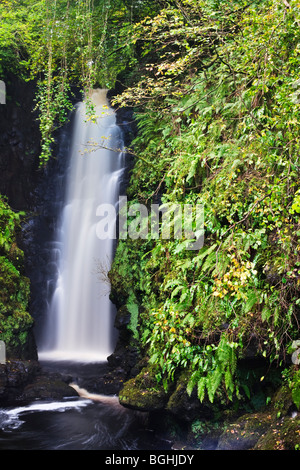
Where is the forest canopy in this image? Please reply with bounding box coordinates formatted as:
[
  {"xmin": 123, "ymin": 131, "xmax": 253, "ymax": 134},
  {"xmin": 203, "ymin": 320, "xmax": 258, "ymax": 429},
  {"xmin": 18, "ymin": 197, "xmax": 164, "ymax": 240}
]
[{"xmin": 0, "ymin": 0, "xmax": 161, "ymax": 164}]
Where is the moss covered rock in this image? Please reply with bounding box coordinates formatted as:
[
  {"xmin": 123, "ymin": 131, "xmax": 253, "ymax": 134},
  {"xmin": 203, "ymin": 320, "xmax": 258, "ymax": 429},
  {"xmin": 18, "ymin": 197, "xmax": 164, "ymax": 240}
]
[
  {"xmin": 119, "ymin": 365, "xmax": 169, "ymax": 411},
  {"xmin": 0, "ymin": 261, "xmax": 36, "ymax": 360},
  {"xmin": 217, "ymin": 412, "xmax": 272, "ymax": 450},
  {"xmin": 254, "ymin": 414, "xmax": 300, "ymax": 450},
  {"xmin": 215, "ymin": 384, "xmax": 300, "ymax": 450}
]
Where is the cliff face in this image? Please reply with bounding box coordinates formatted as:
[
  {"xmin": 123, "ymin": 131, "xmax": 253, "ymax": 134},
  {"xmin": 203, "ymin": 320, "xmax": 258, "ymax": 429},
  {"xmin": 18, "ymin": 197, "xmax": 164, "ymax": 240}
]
[{"xmin": 0, "ymin": 74, "xmax": 40, "ymax": 211}]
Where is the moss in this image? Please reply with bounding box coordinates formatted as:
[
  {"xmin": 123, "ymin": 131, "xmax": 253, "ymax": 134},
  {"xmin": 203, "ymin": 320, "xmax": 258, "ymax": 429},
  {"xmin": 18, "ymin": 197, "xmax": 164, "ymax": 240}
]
[
  {"xmin": 0, "ymin": 257, "xmax": 32, "ymax": 357},
  {"xmin": 216, "ymin": 384, "xmax": 300, "ymax": 450},
  {"xmin": 119, "ymin": 365, "xmax": 169, "ymax": 411},
  {"xmin": 252, "ymin": 384, "xmax": 300, "ymax": 450},
  {"xmin": 272, "ymin": 384, "xmax": 296, "ymax": 417},
  {"xmin": 254, "ymin": 414, "xmax": 300, "ymax": 450},
  {"xmin": 0, "ymin": 310, "xmax": 33, "ymax": 357},
  {"xmin": 0, "ymin": 198, "xmax": 34, "ymax": 359},
  {"xmin": 166, "ymin": 371, "xmax": 190, "ymax": 410},
  {"xmin": 217, "ymin": 412, "xmax": 272, "ymax": 450},
  {"xmin": 0, "ymin": 257, "xmax": 30, "ymax": 310}
]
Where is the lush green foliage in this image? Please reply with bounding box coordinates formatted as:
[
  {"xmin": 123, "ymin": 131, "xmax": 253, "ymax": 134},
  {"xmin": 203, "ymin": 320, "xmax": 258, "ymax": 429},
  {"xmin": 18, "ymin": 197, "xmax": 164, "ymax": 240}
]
[
  {"xmin": 0, "ymin": 0, "xmax": 160, "ymax": 164},
  {"xmin": 0, "ymin": 198, "xmax": 32, "ymax": 356},
  {"xmin": 110, "ymin": 0, "xmax": 300, "ymax": 406},
  {"xmin": 1, "ymin": 0, "xmax": 300, "ymax": 404}
]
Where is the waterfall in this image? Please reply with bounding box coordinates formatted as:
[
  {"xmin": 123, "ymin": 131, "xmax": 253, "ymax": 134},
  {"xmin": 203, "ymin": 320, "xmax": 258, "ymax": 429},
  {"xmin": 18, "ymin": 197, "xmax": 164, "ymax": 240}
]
[{"xmin": 39, "ymin": 89, "xmax": 124, "ymax": 362}]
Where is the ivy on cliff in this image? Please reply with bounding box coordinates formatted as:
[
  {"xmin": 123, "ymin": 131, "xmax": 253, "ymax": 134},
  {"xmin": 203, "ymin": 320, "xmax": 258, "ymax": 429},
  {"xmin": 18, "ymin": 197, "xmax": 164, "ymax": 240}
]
[{"xmin": 0, "ymin": 198, "xmax": 32, "ymax": 358}]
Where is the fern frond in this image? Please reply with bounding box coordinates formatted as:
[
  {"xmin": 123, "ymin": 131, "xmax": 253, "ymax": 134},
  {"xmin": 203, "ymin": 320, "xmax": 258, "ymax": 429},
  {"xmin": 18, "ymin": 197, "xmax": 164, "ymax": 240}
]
[
  {"xmin": 187, "ymin": 369, "xmax": 200, "ymax": 396},
  {"xmin": 197, "ymin": 376, "xmax": 207, "ymax": 402}
]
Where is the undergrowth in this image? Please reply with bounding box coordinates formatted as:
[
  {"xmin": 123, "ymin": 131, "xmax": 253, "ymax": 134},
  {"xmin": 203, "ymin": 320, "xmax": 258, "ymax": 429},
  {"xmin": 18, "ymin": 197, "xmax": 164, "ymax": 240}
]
[{"xmin": 110, "ymin": 0, "xmax": 300, "ymax": 406}]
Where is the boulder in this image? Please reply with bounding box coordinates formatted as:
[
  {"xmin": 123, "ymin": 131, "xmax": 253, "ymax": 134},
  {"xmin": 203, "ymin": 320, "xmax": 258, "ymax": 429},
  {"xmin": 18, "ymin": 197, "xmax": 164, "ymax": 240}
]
[
  {"xmin": 0, "ymin": 360, "xmax": 78, "ymax": 404},
  {"xmin": 119, "ymin": 365, "xmax": 169, "ymax": 411},
  {"xmin": 21, "ymin": 374, "xmax": 78, "ymax": 401}
]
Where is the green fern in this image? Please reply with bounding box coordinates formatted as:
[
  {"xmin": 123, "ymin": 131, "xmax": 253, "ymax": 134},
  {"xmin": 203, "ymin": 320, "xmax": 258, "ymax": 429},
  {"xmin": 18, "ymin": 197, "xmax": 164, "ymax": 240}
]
[
  {"xmin": 197, "ymin": 376, "xmax": 207, "ymax": 402},
  {"xmin": 187, "ymin": 369, "xmax": 200, "ymax": 397},
  {"xmin": 126, "ymin": 292, "xmax": 139, "ymax": 339},
  {"xmin": 186, "ymin": 335, "xmax": 239, "ymax": 403},
  {"xmin": 243, "ymin": 290, "xmax": 259, "ymax": 314},
  {"xmin": 207, "ymin": 368, "xmax": 223, "ymax": 403}
]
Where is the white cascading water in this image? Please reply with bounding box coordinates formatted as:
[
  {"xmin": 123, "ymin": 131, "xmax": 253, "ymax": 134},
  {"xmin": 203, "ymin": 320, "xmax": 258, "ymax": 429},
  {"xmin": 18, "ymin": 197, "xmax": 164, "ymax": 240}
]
[{"xmin": 39, "ymin": 89, "xmax": 124, "ymax": 362}]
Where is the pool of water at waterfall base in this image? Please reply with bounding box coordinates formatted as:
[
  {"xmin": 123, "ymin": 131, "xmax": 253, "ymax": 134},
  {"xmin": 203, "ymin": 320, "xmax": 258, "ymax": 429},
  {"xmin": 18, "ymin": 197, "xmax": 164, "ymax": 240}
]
[{"xmin": 0, "ymin": 361, "xmax": 172, "ymax": 451}]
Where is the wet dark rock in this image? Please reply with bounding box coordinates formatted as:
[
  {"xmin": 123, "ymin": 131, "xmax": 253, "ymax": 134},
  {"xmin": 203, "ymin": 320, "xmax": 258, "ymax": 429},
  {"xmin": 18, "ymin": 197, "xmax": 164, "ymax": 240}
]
[
  {"xmin": 166, "ymin": 371, "xmax": 214, "ymax": 422},
  {"xmin": 0, "ymin": 74, "xmax": 40, "ymax": 211},
  {"xmin": 107, "ymin": 343, "xmax": 140, "ymax": 377},
  {"xmin": 90, "ymin": 368, "xmax": 126, "ymax": 396},
  {"xmin": 107, "ymin": 306, "xmax": 141, "ymax": 382},
  {"xmin": 78, "ymin": 366, "xmax": 127, "ymax": 396},
  {"xmin": 21, "ymin": 374, "xmax": 78, "ymax": 401},
  {"xmin": 5, "ymin": 360, "xmax": 39, "ymax": 388},
  {"xmin": 0, "ymin": 360, "xmax": 40, "ymax": 403},
  {"xmin": 0, "ymin": 366, "xmax": 8, "ymax": 398},
  {"xmin": 0, "ymin": 360, "xmax": 78, "ymax": 404},
  {"xmin": 114, "ymin": 305, "xmax": 131, "ymax": 330}
]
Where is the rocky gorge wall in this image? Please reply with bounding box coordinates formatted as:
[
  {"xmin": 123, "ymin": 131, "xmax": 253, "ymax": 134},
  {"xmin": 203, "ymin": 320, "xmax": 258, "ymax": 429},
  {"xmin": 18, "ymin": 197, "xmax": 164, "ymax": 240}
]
[{"xmin": 0, "ymin": 74, "xmax": 40, "ymax": 211}]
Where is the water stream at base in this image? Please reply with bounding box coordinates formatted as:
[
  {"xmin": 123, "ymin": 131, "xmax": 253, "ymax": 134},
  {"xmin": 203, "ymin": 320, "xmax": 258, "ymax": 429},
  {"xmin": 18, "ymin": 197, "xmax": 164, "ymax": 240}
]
[
  {"xmin": 0, "ymin": 361, "xmax": 173, "ymax": 451},
  {"xmin": 0, "ymin": 397, "xmax": 170, "ymax": 450}
]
